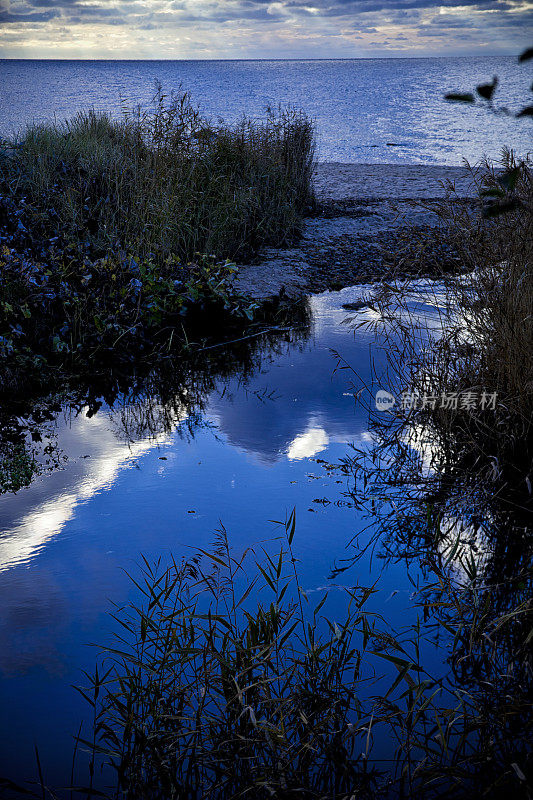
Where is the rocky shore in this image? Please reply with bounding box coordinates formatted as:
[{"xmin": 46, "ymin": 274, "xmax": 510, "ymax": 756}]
[{"xmin": 232, "ymin": 163, "xmax": 477, "ymax": 299}]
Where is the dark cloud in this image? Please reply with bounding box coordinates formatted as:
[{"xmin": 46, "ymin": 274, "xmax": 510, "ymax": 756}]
[
  {"xmin": 11, "ymin": 0, "xmax": 532, "ymax": 18},
  {"xmin": 285, "ymin": 0, "xmax": 517, "ymax": 13},
  {"xmin": 0, "ymin": 7, "xmax": 59, "ymax": 21}
]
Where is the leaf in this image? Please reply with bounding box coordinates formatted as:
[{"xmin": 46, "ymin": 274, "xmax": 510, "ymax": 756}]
[
  {"xmin": 384, "ymin": 662, "xmax": 416, "ymax": 698},
  {"xmin": 518, "ymin": 47, "xmax": 533, "ymax": 62},
  {"xmin": 0, "ymin": 777, "xmax": 36, "ymax": 795},
  {"xmin": 287, "ymin": 507, "xmax": 296, "ymax": 545},
  {"xmin": 480, "ymin": 187, "xmax": 505, "ymax": 199},
  {"xmin": 370, "ymin": 650, "xmax": 411, "ymax": 669},
  {"xmin": 236, "ymin": 577, "xmax": 259, "ymax": 608},
  {"xmin": 444, "ymin": 92, "xmax": 475, "ymax": 103},
  {"xmin": 476, "ymin": 77, "xmax": 497, "ymax": 101},
  {"xmin": 511, "ymin": 762, "xmax": 526, "ymax": 781},
  {"xmin": 257, "ymin": 564, "xmax": 277, "ymax": 593}
]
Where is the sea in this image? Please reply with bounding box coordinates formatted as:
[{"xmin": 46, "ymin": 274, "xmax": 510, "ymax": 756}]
[{"xmin": 0, "ymin": 56, "xmax": 531, "ymax": 164}]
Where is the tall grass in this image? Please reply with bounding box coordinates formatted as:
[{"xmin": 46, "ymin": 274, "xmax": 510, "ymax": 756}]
[
  {"xmin": 1, "ymin": 85, "xmax": 316, "ymax": 263},
  {"xmin": 0, "ymin": 87, "xmax": 315, "ymax": 393},
  {"xmin": 74, "ymin": 514, "xmax": 379, "ymax": 800},
  {"xmin": 355, "ymin": 152, "xmax": 533, "ymax": 509},
  {"xmin": 13, "ymin": 518, "xmax": 528, "ymax": 799},
  {"xmin": 330, "ymin": 152, "xmax": 533, "ymax": 794}
]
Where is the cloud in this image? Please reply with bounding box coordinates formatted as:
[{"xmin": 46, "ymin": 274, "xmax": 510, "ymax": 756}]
[
  {"xmin": 0, "ymin": 7, "xmax": 59, "ymax": 21},
  {"xmin": 0, "ymin": 0, "xmax": 531, "ymax": 56},
  {"xmin": 285, "ymin": 0, "xmax": 521, "ymax": 13}
]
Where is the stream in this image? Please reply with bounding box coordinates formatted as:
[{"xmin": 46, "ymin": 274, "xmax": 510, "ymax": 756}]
[{"xmin": 0, "ymin": 281, "xmax": 465, "ymax": 787}]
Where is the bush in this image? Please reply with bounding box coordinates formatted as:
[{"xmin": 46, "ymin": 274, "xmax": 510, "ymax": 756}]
[{"xmin": 0, "ymin": 87, "xmax": 315, "ymax": 393}]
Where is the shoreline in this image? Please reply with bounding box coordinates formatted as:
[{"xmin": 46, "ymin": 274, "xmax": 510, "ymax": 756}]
[
  {"xmin": 313, "ymin": 162, "xmax": 476, "ymax": 200},
  {"xmin": 232, "ymin": 162, "xmax": 477, "ymax": 299}
]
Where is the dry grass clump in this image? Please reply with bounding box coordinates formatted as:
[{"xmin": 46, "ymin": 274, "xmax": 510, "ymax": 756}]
[{"xmin": 364, "ymin": 152, "xmax": 533, "ymax": 507}]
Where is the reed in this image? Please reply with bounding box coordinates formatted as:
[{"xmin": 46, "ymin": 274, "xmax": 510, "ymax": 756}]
[
  {"xmin": 74, "ymin": 513, "xmax": 379, "ymax": 799},
  {"xmin": 0, "ymin": 86, "xmax": 315, "ymax": 393},
  {"xmin": 356, "ymin": 151, "xmax": 533, "ymax": 509},
  {"xmin": 71, "ymin": 519, "xmax": 532, "ymax": 798},
  {"xmin": 3, "ymin": 521, "xmax": 530, "ymax": 797},
  {"xmin": 0, "ymin": 85, "xmax": 316, "ymax": 264},
  {"xmin": 330, "ymin": 151, "xmax": 533, "ymax": 795}
]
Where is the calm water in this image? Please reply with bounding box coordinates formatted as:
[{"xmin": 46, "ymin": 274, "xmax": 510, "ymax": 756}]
[
  {"xmin": 0, "ymin": 57, "xmax": 531, "ymax": 164},
  {"xmin": 0, "ymin": 284, "xmax": 449, "ymax": 787}
]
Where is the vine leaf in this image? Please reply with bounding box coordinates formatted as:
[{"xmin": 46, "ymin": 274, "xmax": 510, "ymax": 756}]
[
  {"xmin": 444, "ymin": 92, "xmax": 475, "ymax": 103},
  {"xmin": 518, "ymin": 47, "xmax": 533, "ymax": 63}
]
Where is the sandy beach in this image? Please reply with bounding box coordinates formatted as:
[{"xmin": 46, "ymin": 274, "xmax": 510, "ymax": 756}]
[{"xmin": 233, "ymin": 163, "xmax": 477, "ymax": 299}]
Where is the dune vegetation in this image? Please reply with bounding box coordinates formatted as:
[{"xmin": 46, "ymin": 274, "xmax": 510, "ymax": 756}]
[
  {"xmin": 73, "ymin": 155, "xmax": 532, "ymax": 799},
  {"xmin": 1, "ymin": 68, "xmax": 531, "ymax": 799}
]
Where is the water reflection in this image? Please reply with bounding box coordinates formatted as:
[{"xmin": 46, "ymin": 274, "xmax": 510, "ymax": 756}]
[
  {"xmin": 2, "ymin": 281, "xmax": 498, "ymax": 787},
  {"xmin": 209, "ymin": 288, "xmax": 379, "ymax": 464},
  {"xmin": 287, "ymin": 425, "xmax": 329, "ymax": 460},
  {"xmin": 0, "ymin": 287, "xmax": 378, "ymax": 572},
  {"xmin": 0, "ymin": 304, "xmax": 315, "ymax": 570},
  {"xmin": 0, "ymin": 413, "xmax": 175, "ymax": 571}
]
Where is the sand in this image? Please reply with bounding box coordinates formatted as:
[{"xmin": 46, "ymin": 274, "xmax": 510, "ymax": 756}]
[{"xmin": 231, "ymin": 163, "xmax": 476, "ymax": 300}]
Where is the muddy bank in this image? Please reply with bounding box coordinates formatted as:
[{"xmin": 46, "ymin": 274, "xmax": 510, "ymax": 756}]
[{"xmin": 232, "ymin": 163, "xmax": 477, "ymax": 299}]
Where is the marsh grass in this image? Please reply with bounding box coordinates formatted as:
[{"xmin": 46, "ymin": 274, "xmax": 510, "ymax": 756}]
[
  {"xmin": 1, "ymin": 496, "xmax": 530, "ymax": 799},
  {"xmin": 8, "ymin": 518, "xmax": 530, "ymax": 799},
  {"xmin": 71, "ymin": 513, "xmax": 381, "ymax": 800},
  {"xmin": 0, "ymin": 87, "xmax": 315, "ymax": 394},
  {"xmin": 351, "ymin": 152, "xmax": 533, "ymax": 510},
  {"xmin": 1, "ymin": 85, "xmax": 315, "ymax": 264},
  {"xmin": 328, "ymin": 152, "xmax": 533, "ymax": 795}
]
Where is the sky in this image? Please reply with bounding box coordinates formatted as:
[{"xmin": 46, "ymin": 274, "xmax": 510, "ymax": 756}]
[{"xmin": 0, "ymin": 0, "xmax": 532, "ymax": 59}]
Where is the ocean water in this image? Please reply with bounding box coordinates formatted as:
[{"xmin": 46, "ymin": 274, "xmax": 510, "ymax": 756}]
[{"xmin": 0, "ymin": 57, "xmax": 531, "ymax": 164}]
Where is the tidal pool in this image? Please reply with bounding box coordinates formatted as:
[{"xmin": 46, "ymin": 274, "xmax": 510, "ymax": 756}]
[{"xmin": 0, "ymin": 283, "xmax": 450, "ymax": 788}]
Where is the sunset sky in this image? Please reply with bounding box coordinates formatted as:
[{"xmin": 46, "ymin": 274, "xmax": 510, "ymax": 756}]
[{"xmin": 0, "ymin": 0, "xmax": 532, "ymax": 59}]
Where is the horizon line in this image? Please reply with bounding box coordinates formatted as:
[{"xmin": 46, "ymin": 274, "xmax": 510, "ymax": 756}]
[{"xmin": 0, "ymin": 54, "xmax": 519, "ymax": 62}]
